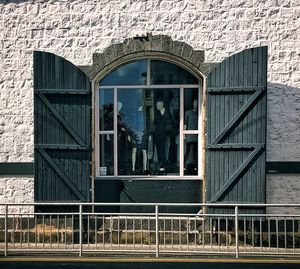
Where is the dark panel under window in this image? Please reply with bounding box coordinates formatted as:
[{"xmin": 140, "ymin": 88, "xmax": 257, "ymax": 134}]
[{"xmin": 95, "ymin": 180, "xmax": 202, "ymax": 213}]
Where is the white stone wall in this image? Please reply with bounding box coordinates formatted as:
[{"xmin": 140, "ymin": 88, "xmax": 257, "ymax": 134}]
[
  {"xmin": 0, "ymin": 0, "xmax": 299, "ymax": 205},
  {"xmin": 266, "ymin": 174, "xmax": 300, "ymax": 214},
  {"xmin": 0, "ymin": 177, "xmax": 34, "ymax": 213}
]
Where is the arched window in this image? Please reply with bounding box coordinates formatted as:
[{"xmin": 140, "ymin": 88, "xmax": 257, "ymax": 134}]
[{"xmin": 96, "ymin": 59, "xmax": 202, "ymax": 178}]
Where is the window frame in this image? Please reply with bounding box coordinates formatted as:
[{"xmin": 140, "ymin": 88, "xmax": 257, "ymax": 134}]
[{"xmin": 95, "ymin": 59, "xmax": 203, "ymax": 180}]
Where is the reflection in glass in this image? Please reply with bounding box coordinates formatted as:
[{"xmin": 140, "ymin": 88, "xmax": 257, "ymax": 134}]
[
  {"xmin": 116, "ymin": 88, "xmax": 179, "ymax": 175},
  {"xmin": 184, "ymin": 135, "xmax": 198, "ymax": 175},
  {"xmin": 117, "ymin": 89, "xmax": 152, "ymax": 175},
  {"xmin": 100, "ymin": 60, "xmax": 147, "ymax": 86},
  {"xmin": 184, "ymin": 88, "xmax": 198, "ymax": 130},
  {"xmin": 99, "ymin": 89, "xmax": 114, "ymax": 131},
  {"xmin": 99, "ymin": 134, "xmax": 114, "ymax": 176},
  {"xmin": 150, "ymin": 60, "xmax": 198, "ymax": 85}
]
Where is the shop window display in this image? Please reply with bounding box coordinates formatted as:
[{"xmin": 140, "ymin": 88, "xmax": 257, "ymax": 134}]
[{"xmin": 98, "ymin": 60, "xmax": 201, "ymax": 177}]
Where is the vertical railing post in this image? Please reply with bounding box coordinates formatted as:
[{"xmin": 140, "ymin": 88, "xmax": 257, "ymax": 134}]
[
  {"xmin": 235, "ymin": 205, "xmax": 239, "ymax": 258},
  {"xmin": 4, "ymin": 205, "xmax": 8, "ymax": 257},
  {"xmin": 155, "ymin": 205, "xmax": 159, "ymax": 258},
  {"xmin": 79, "ymin": 204, "xmax": 82, "ymax": 257}
]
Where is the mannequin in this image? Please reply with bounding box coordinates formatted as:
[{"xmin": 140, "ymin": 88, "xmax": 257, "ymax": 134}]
[
  {"xmin": 128, "ymin": 105, "xmax": 151, "ymax": 174},
  {"xmin": 184, "ymin": 99, "xmax": 198, "ymax": 174},
  {"xmin": 154, "ymin": 100, "xmax": 169, "ymax": 174}
]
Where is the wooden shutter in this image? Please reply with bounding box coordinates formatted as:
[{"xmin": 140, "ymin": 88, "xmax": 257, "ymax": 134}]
[
  {"xmin": 206, "ymin": 47, "xmax": 267, "ymax": 205},
  {"xmin": 34, "ymin": 51, "xmax": 91, "ymax": 202}
]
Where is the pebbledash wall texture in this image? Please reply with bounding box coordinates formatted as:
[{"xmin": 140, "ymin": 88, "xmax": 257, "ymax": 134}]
[{"xmin": 0, "ymin": 0, "xmax": 300, "ymax": 212}]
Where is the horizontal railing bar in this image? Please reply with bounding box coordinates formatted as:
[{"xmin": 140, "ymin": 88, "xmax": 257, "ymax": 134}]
[
  {"xmin": 81, "ymin": 213, "xmax": 234, "ymax": 217},
  {"xmin": 7, "ymin": 249, "xmax": 300, "ymax": 256},
  {"xmin": 1, "ymin": 213, "xmax": 298, "ymax": 217},
  {"xmin": 3, "ymin": 213, "xmax": 300, "ymax": 218},
  {"xmin": 239, "ymin": 214, "xmax": 300, "ymax": 217},
  {"xmin": 1, "ymin": 213, "xmax": 78, "ymax": 216},
  {"xmin": 0, "ymin": 213, "xmax": 234, "ymax": 218},
  {"xmin": 1, "ymin": 203, "xmax": 300, "ymax": 207}
]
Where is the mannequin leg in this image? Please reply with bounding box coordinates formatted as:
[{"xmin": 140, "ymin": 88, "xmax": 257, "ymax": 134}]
[
  {"xmin": 132, "ymin": 147, "xmax": 137, "ymax": 171},
  {"xmin": 142, "ymin": 149, "xmax": 147, "ymax": 171},
  {"xmin": 156, "ymin": 138, "xmax": 166, "ymax": 170}
]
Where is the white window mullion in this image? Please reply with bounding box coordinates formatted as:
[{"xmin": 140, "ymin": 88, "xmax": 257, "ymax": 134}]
[
  {"xmin": 99, "ymin": 84, "xmax": 199, "ymax": 89},
  {"xmin": 179, "ymin": 87, "xmax": 184, "ymax": 176},
  {"xmin": 183, "ymin": 130, "xmax": 199, "ymax": 135},
  {"xmin": 113, "ymin": 87, "xmax": 118, "ymax": 176},
  {"xmin": 99, "ymin": 131, "xmax": 114, "ymax": 135},
  {"xmin": 95, "ymin": 87, "xmax": 100, "ymax": 177}
]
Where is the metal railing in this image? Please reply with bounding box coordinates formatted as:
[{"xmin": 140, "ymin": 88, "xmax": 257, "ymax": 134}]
[{"xmin": 1, "ymin": 203, "xmax": 300, "ymax": 258}]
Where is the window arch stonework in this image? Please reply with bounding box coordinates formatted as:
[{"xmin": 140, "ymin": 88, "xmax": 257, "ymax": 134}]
[{"xmin": 79, "ymin": 34, "xmax": 216, "ymax": 81}]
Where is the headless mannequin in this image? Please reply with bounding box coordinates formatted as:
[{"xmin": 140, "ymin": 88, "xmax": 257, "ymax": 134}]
[
  {"xmin": 128, "ymin": 105, "xmax": 151, "ymax": 174},
  {"xmin": 184, "ymin": 99, "xmax": 198, "ymax": 172},
  {"xmin": 154, "ymin": 101, "xmax": 168, "ymax": 173}
]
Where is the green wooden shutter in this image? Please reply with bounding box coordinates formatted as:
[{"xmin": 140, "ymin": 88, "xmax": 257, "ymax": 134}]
[
  {"xmin": 34, "ymin": 51, "xmax": 91, "ymax": 202},
  {"xmin": 206, "ymin": 47, "xmax": 267, "ymax": 205}
]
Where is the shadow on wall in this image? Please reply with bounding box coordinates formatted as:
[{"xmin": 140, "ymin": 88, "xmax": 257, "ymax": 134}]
[{"xmin": 267, "ymin": 83, "xmax": 300, "ymax": 162}]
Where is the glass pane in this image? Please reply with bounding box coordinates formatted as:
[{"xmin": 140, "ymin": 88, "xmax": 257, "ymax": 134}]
[
  {"xmin": 184, "ymin": 135, "xmax": 198, "ymax": 175},
  {"xmin": 184, "ymin": 88, "xmax": 199, "ymax": 130},
  {"xmin": 100, "ymin": 60, "xmax": 147, "ymax": 86},
  {"xmin": 150, "ymin": 60, "xmax": 198, "ymax": 85},
  {"xmin": 99, "ymin": 89, "xmax": 114, "ymax": 130},
  {"xmin": 117, "ymin": 88, "xmax": 179, "ymax": 175},
  {"xmin": 99, "ymin": 134, "xmax": 114, "ymax": 176}
]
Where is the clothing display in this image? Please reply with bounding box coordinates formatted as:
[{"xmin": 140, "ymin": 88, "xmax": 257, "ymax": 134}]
[{"xmin": 154, "ymin": 108, "xmax": 170, "ymax": 169}]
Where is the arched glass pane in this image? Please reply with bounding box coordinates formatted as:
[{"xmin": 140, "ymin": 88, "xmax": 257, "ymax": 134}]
[
  {"xmin": 150, "ymin": 60, "xmax": 198, "ymax": 85},
  {"xmin": 100, "ymin": 60, "xmax": 147, "ymax": 86}
]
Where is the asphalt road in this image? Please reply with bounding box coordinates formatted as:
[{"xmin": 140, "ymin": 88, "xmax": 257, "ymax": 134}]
[{"xmin": 1, "ymin": 258, "xmax": 300, "ymax": 269}]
